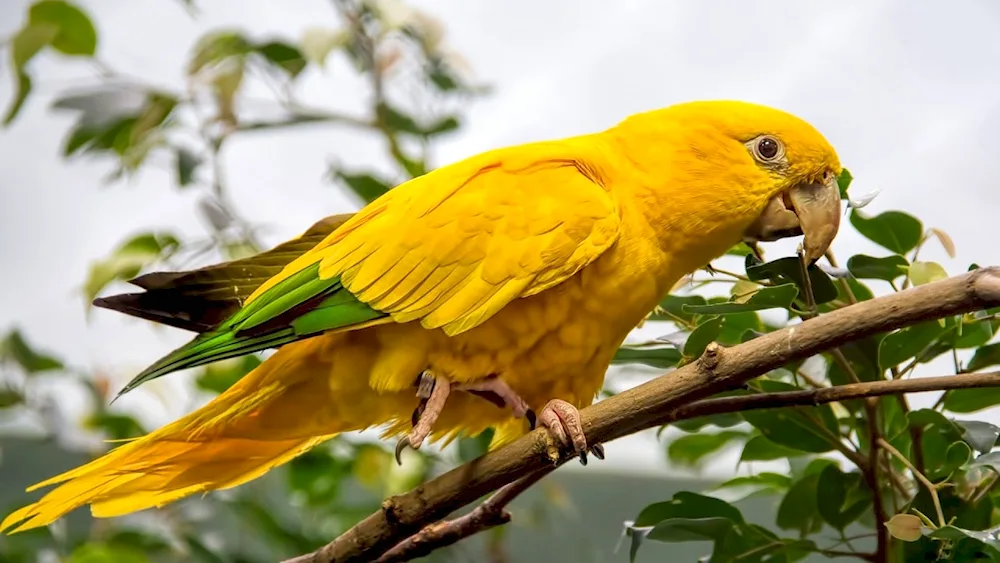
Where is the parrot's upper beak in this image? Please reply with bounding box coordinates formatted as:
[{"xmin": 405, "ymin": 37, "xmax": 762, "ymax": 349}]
[{"xmin": 743, "ymin": 171, "xmax": 842, "ymax": 264}]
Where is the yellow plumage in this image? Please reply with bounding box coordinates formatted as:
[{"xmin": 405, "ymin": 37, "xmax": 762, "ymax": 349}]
[{"xmin": 2, "ymin": 100, "xmax": 843, "ymax": 533}]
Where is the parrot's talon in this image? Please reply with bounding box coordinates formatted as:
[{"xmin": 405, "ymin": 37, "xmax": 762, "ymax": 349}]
[
  {"xmin": 526, "ymin": 408, "xmax": 537, "ymax": 431},
  {"xmin": 396, "ymin": 371, "xmax": 452, "ymax": 465},
  {"xmin": 538, "ymin": 399, "xmax": 595, "ymax": 464},
  {"xmin": 590, "ymin": 443, "xmax": 605, "ymax": 460},
  {"xmin": 394, "ymin": 437, "xmax": 413, "ymax": 465},
  {"xmin": 410, "ymin": 401, "xmax": 426, "ymax": 427}
]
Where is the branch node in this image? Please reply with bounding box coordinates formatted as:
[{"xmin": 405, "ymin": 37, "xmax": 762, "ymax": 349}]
[
  {"xmin": 698, "ymin": 341, "xmax": 724, "ymax": 372},
  {"xmin": 381, "ymin": 498, "xmax": 403, "ymax": 526},
  {"xmin": 972, "ymin": 268, "xmax": 1000, "ymax": 304}
]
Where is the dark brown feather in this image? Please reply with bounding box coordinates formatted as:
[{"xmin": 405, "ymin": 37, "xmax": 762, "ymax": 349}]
[{"xmin": 92, "ymin": 214, "xmax": 354, "ymax": 333}]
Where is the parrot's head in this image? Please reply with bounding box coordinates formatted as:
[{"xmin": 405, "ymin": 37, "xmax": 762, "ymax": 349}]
[{"xmin": 612, "ymin": 100, "xmax": 843, "ymax": 264}]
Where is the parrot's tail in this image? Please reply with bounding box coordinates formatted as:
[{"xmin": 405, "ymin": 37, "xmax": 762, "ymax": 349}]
[{"xmin": 1, "ymin": 333, "xmax": 405, "ymax": 534}]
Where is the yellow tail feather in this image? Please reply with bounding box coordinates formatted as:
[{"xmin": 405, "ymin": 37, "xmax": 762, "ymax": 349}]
[{"xmin": 1, "ymin": 333, "xmax": 401, "ymax": 534}]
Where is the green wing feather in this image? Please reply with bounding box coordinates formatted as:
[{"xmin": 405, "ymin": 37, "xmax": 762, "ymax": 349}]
[
  {"xmin": 94, "ymin": 213, "xmax": 390, "ymax": 400},
  {"xmin": 113, "ymin": 262, "xmax": 386, "ymax": 399}
]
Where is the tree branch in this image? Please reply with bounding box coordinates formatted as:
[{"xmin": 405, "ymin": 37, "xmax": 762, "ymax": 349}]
[
  {"xmin": 319, "ymin": 372, "xmax": 1000, "ymax": 563},
  {"xmin": 370, "ymin": 467, "xmax": 556, "ymax": 563},
  {"xmin": 289, "ymin": 267, "xmax": 1000, "ymax": 563}
]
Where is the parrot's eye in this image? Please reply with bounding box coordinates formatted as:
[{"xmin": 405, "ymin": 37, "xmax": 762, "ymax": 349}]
[{"xmin": 752, "ymin": 135, "xmax": 784, "ymax": 162}]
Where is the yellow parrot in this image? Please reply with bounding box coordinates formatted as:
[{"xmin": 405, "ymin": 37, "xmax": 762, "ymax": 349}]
[{"xmin": 1, "ymin": 100, "xmax": 842, "ymax": 533}]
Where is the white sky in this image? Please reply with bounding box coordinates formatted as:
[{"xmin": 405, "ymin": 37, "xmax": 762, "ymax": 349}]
[{"xmin": 2, "ymin": 0, "xmax": 1000, "ymax": 476}]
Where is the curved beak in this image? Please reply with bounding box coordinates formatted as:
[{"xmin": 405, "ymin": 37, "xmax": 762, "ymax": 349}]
[{"xmin": 743, "ymin": 171, "xmax": 842, "ymax": 264}]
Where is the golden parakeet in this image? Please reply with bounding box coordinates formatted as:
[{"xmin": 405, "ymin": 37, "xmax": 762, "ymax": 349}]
[{"xmin": 2, "ymin": 100, "xmax": 842, "ymax": 533}]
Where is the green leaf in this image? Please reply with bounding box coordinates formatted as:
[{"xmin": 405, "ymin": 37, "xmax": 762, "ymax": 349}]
[
  {"xmin": 741, "ymin": 381, "xmax": 840, "ymax": 454},
  {"xmin": 846, "ymin": 254, "xmax": 909, "ymax": 282},
  {"xmin": 330, "ymin": 168, "xmax": 393, "ymax": 204},
  {"xmin": 84, "ymin": 232, "xmax": 181, "ymax": 304},
  {"xmin": 457, "ymin": 428, "xmax": 493, "ymax": 462},
  {"xmin": 968, "ymin": 342, "xmax": 1000, "ymax": 372},
  {"xmin": 711, "ymin": 474, "xmax": 795, "ymax": 507},
  {"xmin": 849, "ymin": 208, "xmax": 923, "ymax": 254},
  {"xmin": 776, "ymin": 473, "xmax": 823, "ymax": 536},
  {"xmin": 837, "ymin": 168, "xmax": 853, "ymax": 198},
  {"xmin": 11, "ymin": 23, "xmax": 57, "ymax": 68},
  {"xmin": 634, "ymin": 491, "xmax": 744, "ymax": 527},
  {"xmin": 844, "ymin": 277, "xmax": 874, "ymax": 301},
  {"xmin": 878, "ymin": 320, "xmax": 946, "ymax": 371},
  {"xmin": 943, "ymin": 387, "xmax": 1000, "ymax": 414},
  {"xmin": 104, "ymin": 529, "xmax": 172, "ymax": 555},
  {"xmin": 85, "ymin": 412, "xmax": 145, "ymax": 440},
  {"xmin": 5, "ymin": 23, "xmax": 58, "ymax": 125},
  {"xmin": 717, "ymin": 473, "xmax": 793, "ymax": 491},
  {"xmin": 908, "ymin": 261, "xmax": 948, "ymax": 287},
  {"xmin": 671, "ymin": 396, "xmax": 744, "ymax": 431},
  {"xmin": 726, "ymin": 242, "xmax": 755, "ymax": 257},
  {"xmin": 928, "ymin": 524, "xmax": 1000, "ymax": 554},
  {"xmin": 955, "ymin": 420, "xmax": 1000, "ymax": 454},
  {"xmin": 175, "ymin": 147, "xmax": 202, "ymax": 187},
  {"xmin": 666, "ymin": 431, "xmax": 746, "ymax": 468},
  {"xmin": 683, "ymin": 283, "xmax": 798, "ymax": 315},
  {"xmin": 0, "ymin": 389, "xmax": 24, "ymax": 408},
  {"xmin": 195, "ymin": 355, "xmax": 261, "ymax": 394},
  {"xmin": 739, "ymin": 435, "xmax": 808, "ymax": 462},
  {"xmin": 613, "ymin": 341, "xmax": 681, "ymax": 369},
  {"xmin": 909, "ymin": 409, "xmax": 968, "ymax": 481},
  {"xmin": 379, "ymin": 103, "xmax": 423, "ymax": 135},
  {"xmin": 0, "ymin": 329, "xmax": 63, "ymax": 373},
  {"xmin": 946, "ymin": 441, "xmax": 973, "ymax": 472},
  {"xmin": 254, "ymin": 41, "xmax": 307, "ymax": 78},
  {"xmin": 299, "ymin": 27, "xmax": 347, "ymax": 67},
  {"xmin": 29, "ymin": 1, "xmax": 97, "ymax": 56},
  {"xmin": 67, "ymin": 543, "xmax": 148, "ymax": 563},
  {"xmin": 4, "ymin": 1, "xmax": 96, "ymax": 126},
  {"xmin": 182, "ymin": 534, "xmax": 228, "ymax": 563},
  {"xmin": 287, "ymin": 446, "xmax": 351, "ymax": 508},
  {"xmin": 816, "ymin": 464, "xmax": 871, "ymax": 530},
  {"xmin": 646, "ymin": 517, "xmax": 735, "ymax": 543},
  {"xmin": 682, "ymin": 316, "xmax": 722, "ymax": 360},
  {"xmin": 968, "ymin": 451, "xmax": 1000, "ymax": 475},
  {"xmin": 652, "ymin": 294, "xmax": 706, "ymax": 324},
  {"xmin": 3, "ymin": 71, "xmax": 34, "ymax": 126},
  {"xmin": 745, "ymin": 256, "xmax": 838, "ymax": 305},
  {"xmin": 187, "ymin": 30, "xmax": 251, "ymax": 75}
]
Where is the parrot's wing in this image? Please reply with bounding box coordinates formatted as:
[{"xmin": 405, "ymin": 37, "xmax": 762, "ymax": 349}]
[
  {"xmin": 116, "ymin": 150, "xmax": 621, "ymax": 397},
  {"xmin": 93, "ymin": 214, "xmax": 353, "ymax": 333},
  {"xmin": 308, "ymin": 155, "xmax": 623, "ymax": 336}
]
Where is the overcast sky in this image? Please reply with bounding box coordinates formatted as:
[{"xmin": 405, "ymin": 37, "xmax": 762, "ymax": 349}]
[{"xmin": 2, "ymin": 0, "xmax": 1000, "ymax": 475}]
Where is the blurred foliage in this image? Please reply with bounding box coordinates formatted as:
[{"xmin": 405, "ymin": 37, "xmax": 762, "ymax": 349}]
[
  {"xmin": 3, "ymin": 1, "xmax": 1000, "ymax": 563},
  {"xmin": 0, "ymin": 0, "xmax": 504, "ymax": 561}
]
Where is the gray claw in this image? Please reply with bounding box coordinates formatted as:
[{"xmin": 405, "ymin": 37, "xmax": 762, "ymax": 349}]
[
  {"xmin": 526, "ymin": 408, "xmax": 537, "ymax": 430},
  {"xmin": 394, "ymin": 436, "xmax": 413, "ymax": 465}
]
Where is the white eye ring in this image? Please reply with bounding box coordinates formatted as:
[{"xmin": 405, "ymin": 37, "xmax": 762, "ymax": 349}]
[{"xmin": 749, "ymin": 135, "xmax": 785, "ymax": 163}]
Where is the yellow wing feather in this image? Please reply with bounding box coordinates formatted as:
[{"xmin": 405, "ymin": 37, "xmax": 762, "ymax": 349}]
[{"xmin": 246, "ymin": 140, "xmax": 622, "ymax": 338}]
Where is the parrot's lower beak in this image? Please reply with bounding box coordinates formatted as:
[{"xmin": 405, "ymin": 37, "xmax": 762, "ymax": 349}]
[{"xmin": 743, "ymin": 171, "xmax": 842, "ymax": 264}]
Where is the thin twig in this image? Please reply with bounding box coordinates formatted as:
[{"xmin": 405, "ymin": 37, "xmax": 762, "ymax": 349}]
[
  {"xmin": 866, "ymin": 399, "xmax": 889, "ymax": 561},
  {"xmin": 878, "ymin": 437, "xmax": 946, "ymax": 528},
  {"xmin": 372, "ymin": 467, "xmax": 557, "ymax": 563}
]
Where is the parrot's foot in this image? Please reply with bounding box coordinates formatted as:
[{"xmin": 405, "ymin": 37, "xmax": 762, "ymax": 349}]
[
  {"xmin": 396, "ymin": 371, "xmax": 451, "ymax": 464},
  {"xmin": 454, "ymin": 377, "xmax": 531, "ymax": 419},
  {"xmin": 536, "ymin": 399, "xmax": 604, "ymax": 466}
]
